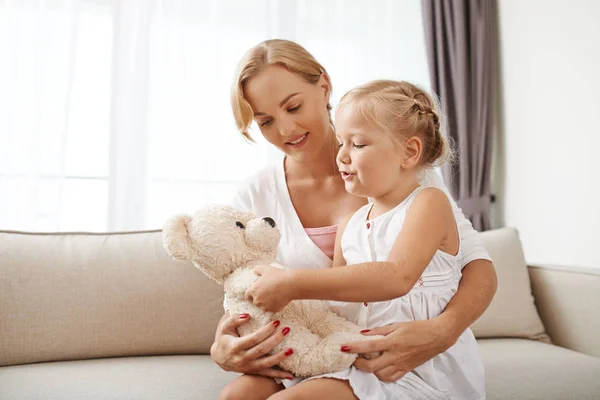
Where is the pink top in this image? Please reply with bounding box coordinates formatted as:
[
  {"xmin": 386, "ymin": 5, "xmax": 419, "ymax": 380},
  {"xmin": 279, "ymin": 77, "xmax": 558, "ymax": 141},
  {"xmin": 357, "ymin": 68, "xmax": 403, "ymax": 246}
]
[{"xmin": 304, "ymin": 225, "xmax": 338, "ymax": 260}]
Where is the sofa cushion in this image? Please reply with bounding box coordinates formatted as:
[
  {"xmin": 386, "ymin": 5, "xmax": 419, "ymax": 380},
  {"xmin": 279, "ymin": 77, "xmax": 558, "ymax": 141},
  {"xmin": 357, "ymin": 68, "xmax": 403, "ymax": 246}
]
[
  {"xmin": 0, "ymin": 230, "xmax": 224, "ymax": 367},
  {"xmin": 472, "ymin": 228, "xmax": 549, "ymax": 341},
  {"xmin": 479, "ymin": 338, "xmax": 600, "ymax": 399},
  {"xmin": 0, "ymin": 355, "xmax": 239, "ymax": 400},
  {"xmin": 2, "ymin": 341, "xmax": 599, "ymax": 399}
]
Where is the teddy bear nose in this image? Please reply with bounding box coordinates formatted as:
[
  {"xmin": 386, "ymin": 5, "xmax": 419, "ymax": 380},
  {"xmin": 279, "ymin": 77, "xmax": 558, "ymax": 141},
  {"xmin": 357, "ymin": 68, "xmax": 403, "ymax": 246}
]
[{"xmin": 262, "ymin": 217, "xmax": 276, "ymax": 228}]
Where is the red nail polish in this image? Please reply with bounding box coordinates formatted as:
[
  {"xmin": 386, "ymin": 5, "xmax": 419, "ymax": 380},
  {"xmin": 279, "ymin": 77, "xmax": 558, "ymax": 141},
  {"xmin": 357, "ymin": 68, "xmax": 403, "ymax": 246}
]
[
  {"xmin": 239, "ymin": 313, "xmax": 249, "ymax": 319},
  {"xmin": 341, "ymin": 346, "xmax": 351, "ymax": 352},
  {"xmin": 273, "ymin": 320, "xmax": 281, "ymax": 327},
  {"xmin": 284, "ymin": 348, "xmax": 294, "ymax": 356},
  {"xmin": 360, "ymin": 329, "xmax": 370, "ymax": 334},
  {"xmin": 282, "ymin": 327, "xmax": 290, "ymax": 336}
]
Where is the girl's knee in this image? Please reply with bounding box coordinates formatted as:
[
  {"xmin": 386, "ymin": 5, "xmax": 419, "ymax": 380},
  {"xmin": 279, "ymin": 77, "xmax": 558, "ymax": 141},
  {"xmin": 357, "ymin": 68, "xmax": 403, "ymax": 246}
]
[
  {"xmin": 220, "ymin": 375, "xmax": 283, "ymax": 400},
  {"xmin": 268, "ymin": 389, "xmax": 305, "ymax": 400},
  {"xmin": 268, "ymin": 391, "xmax": 291, "ymax": 400},
  {"xmin": 218, "ymin": 382, "xmax": 244, "ymax": 400}
]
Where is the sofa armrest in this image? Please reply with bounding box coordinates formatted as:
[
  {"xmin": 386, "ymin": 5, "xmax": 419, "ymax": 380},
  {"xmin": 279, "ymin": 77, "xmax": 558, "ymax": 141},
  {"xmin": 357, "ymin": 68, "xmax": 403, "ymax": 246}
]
[{"xmin": 529, "ymin": 264, "xmax": 600, "ymax": 358}]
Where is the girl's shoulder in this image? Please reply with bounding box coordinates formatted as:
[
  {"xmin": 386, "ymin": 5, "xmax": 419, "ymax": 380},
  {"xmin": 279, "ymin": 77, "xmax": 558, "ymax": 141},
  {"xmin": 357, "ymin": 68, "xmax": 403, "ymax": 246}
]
[
  {"xmin": 411, "ymin": 186, "xmax": 451, "ymax": 207},
  {"xmin": 405, "ymin": 187, "xmax": 454, "ymax": 222}
]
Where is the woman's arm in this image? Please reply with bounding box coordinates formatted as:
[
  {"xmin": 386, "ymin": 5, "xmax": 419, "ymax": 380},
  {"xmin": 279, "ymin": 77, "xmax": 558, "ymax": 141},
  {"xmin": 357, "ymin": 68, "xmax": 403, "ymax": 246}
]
[{"xmin": 435, "ymin": 258, "xmax": 497, "ymax": 339}]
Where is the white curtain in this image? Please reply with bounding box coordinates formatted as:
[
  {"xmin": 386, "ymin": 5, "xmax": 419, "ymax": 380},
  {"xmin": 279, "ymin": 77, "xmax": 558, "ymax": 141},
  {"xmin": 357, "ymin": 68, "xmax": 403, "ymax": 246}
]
[{"xmin": 0, "ymin": 0, "xmax": 429, "ymax": 232}]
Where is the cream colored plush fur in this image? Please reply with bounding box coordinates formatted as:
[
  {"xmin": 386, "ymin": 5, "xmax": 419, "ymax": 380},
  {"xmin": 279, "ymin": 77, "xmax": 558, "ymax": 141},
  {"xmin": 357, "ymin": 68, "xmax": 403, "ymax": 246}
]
[{"xmin": 162, "ymin": 204, "xmax": 378, "ymax": 378}]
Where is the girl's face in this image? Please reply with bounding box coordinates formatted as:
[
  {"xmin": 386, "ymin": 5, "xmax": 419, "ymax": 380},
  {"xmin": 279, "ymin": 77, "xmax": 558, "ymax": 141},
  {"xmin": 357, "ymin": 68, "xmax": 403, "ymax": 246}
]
[
  {"xmin": 335, "ymin": 104, "xmax": 408, "ymax": 198},
  {"xmin": 244, "ymin": 66, "xmax": 333, "ymax": 162}
]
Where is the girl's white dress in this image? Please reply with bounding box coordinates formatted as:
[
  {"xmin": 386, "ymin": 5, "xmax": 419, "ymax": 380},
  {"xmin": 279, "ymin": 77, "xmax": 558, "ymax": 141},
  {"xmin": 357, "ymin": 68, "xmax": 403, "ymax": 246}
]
[{"xmin": 292, "ymin": 187, "xmax": 486, "ymax": 400}]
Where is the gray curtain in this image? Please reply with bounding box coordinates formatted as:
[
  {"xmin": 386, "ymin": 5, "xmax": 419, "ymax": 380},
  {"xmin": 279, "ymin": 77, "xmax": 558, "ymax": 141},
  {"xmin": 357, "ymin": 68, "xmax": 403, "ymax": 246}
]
[{"xmin": 421, "ymin": 0, "xmax": 497, "ymax": 231}]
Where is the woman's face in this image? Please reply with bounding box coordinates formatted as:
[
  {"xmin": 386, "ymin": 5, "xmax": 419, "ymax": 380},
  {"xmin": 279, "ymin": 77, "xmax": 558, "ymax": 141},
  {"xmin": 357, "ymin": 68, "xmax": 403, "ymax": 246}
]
[{"xmin": 244, "ymin": 66, "xmax": 332, "ymax": 162}]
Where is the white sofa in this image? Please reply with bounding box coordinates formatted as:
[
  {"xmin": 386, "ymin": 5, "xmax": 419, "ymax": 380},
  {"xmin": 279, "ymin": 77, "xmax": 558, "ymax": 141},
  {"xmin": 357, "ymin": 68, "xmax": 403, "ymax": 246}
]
[{"xmin": 1, "ymin": 227, "xmax": 599, "ymax": 399}]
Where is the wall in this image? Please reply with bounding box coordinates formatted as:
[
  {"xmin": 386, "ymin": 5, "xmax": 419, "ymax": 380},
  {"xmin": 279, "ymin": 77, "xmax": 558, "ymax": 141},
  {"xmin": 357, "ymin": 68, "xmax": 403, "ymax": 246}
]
[{"xmin": 494, "ymin": 0, "xmax": 600, "ymax": 268}]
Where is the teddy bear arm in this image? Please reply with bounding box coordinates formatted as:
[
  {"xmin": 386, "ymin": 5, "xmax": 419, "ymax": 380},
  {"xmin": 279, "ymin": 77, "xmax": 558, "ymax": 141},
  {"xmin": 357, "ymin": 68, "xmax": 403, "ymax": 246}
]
[
  {"xmin": 299, "ymin": 303, "xmax": 384, "ymax": 363},
  {"xmin": 223, "ymin": 268, "xmax": 258, "ymax": 301},
  {"xmin": 299, "ymin": 301, "xmax": 361, "ymax": 335}
]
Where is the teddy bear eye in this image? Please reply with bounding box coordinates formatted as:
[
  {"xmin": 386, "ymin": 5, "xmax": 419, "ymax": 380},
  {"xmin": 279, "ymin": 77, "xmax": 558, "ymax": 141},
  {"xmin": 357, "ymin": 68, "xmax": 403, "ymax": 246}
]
[{"xmin": 235, "ymin": 221, "xmax": 245, "ymax": 229}]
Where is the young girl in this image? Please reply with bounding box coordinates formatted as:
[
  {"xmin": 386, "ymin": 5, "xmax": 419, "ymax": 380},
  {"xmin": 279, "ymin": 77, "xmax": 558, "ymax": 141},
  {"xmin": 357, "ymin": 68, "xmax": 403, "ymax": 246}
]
[{"xmin": 243, "ymin": 80, "xmax": 486, "ymax": 400}]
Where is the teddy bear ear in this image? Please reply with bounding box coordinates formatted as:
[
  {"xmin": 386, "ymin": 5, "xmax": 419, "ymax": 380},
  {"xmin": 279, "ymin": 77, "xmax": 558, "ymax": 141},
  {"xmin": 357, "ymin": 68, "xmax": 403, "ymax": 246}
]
[{"xmin": 162, "ymin": 214, "xmax": 194, "ymax": 262}]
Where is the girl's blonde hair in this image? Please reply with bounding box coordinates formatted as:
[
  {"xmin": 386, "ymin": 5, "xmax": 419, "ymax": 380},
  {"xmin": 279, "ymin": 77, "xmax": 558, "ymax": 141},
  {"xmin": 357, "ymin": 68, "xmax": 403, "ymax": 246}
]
[
  {"xmin": 338, "ymin": 80, "xmax": 452, "ymax": 167},
  {"xmin": 231, "ymin": 39, "xmax": 332, "ymax": 141}
]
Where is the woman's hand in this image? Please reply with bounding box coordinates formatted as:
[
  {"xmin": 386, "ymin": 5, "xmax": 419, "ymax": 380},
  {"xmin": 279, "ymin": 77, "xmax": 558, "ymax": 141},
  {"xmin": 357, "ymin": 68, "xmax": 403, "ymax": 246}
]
[
  {"xmin": 245, "ymin": 265, "xmax": 295, "ymax": 313},
  {"xmin": 210, "ymin": 313, "xmax": 294, "ymax": 380},
  {"xmin": 342, "ymin": 318, "xmax": 455, "ymax": 382}
]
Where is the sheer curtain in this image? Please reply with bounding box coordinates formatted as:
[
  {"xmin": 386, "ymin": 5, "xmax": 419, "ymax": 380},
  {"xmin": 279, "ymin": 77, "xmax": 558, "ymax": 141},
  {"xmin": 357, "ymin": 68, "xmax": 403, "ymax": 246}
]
[{"xmin": 0, "ymin": 0, "xmax": 429, "ymax": 232}]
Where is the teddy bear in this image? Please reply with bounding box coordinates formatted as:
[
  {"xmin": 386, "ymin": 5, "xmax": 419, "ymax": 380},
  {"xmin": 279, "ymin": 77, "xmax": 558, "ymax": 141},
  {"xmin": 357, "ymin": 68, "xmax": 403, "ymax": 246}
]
[{"xmin": 162, "ymin": 204, "xmax": 379, "ymax": 378}]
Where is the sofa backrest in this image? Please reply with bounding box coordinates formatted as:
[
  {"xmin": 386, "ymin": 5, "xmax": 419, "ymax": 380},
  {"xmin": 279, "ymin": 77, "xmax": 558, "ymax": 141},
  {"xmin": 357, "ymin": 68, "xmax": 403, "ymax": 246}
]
[
  {"xmin": 0, "ymin": 230, "xmax": 223, "ymax": 367},
  {"xmin": 0, "ymin": 226, "xmax": 549, "ymax": 367}
]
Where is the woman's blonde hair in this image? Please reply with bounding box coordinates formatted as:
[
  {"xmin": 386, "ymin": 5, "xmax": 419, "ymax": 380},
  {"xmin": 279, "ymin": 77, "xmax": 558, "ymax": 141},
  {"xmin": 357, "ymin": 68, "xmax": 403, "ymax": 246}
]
[
  {"xmin": 338, "ymin": 80, "xmax": 452, "ymax": 167},
  {"xmin": 231, "ymin": 39, "xmax": 332, "ymax": 141}
]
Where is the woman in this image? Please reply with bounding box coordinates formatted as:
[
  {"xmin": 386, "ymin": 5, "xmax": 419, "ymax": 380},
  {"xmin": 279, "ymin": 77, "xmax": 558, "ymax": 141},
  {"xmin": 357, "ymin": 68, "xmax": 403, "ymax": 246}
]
[{"xmin": 212, "ymin": 39, "xmax": 497, "ymax": 399}]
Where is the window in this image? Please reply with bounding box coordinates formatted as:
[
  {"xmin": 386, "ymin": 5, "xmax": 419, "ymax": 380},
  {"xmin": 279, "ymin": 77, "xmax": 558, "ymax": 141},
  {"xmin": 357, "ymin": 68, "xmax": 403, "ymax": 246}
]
[{"xmin": 0, "ymin": 0, "xmax": 429, "ymax": 232}]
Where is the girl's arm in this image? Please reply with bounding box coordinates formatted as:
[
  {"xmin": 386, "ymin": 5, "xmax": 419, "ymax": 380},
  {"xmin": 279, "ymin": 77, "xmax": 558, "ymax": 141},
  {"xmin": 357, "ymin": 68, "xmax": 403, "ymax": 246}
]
[
  {"xmin": 420, "ymin": 167, "xmax": 492, "ymax": 267},
  {"xmin": 331, "ymin": 213, "xmax": 351, "ymax": 268},
  {"xmin": 289, "ymin": 187, "xmax": 456, "ymax": 302}
]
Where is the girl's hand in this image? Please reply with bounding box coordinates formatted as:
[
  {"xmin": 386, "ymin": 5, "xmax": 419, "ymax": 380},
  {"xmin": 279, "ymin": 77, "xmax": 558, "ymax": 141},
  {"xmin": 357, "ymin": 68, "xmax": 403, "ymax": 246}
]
[
  {"xmin": 342, "ymin": 319, "xmax": 455, "ymax": 382},
  {"xmin": 245, "ymin": 265, "xmax": 295, "ymax": 313}
]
